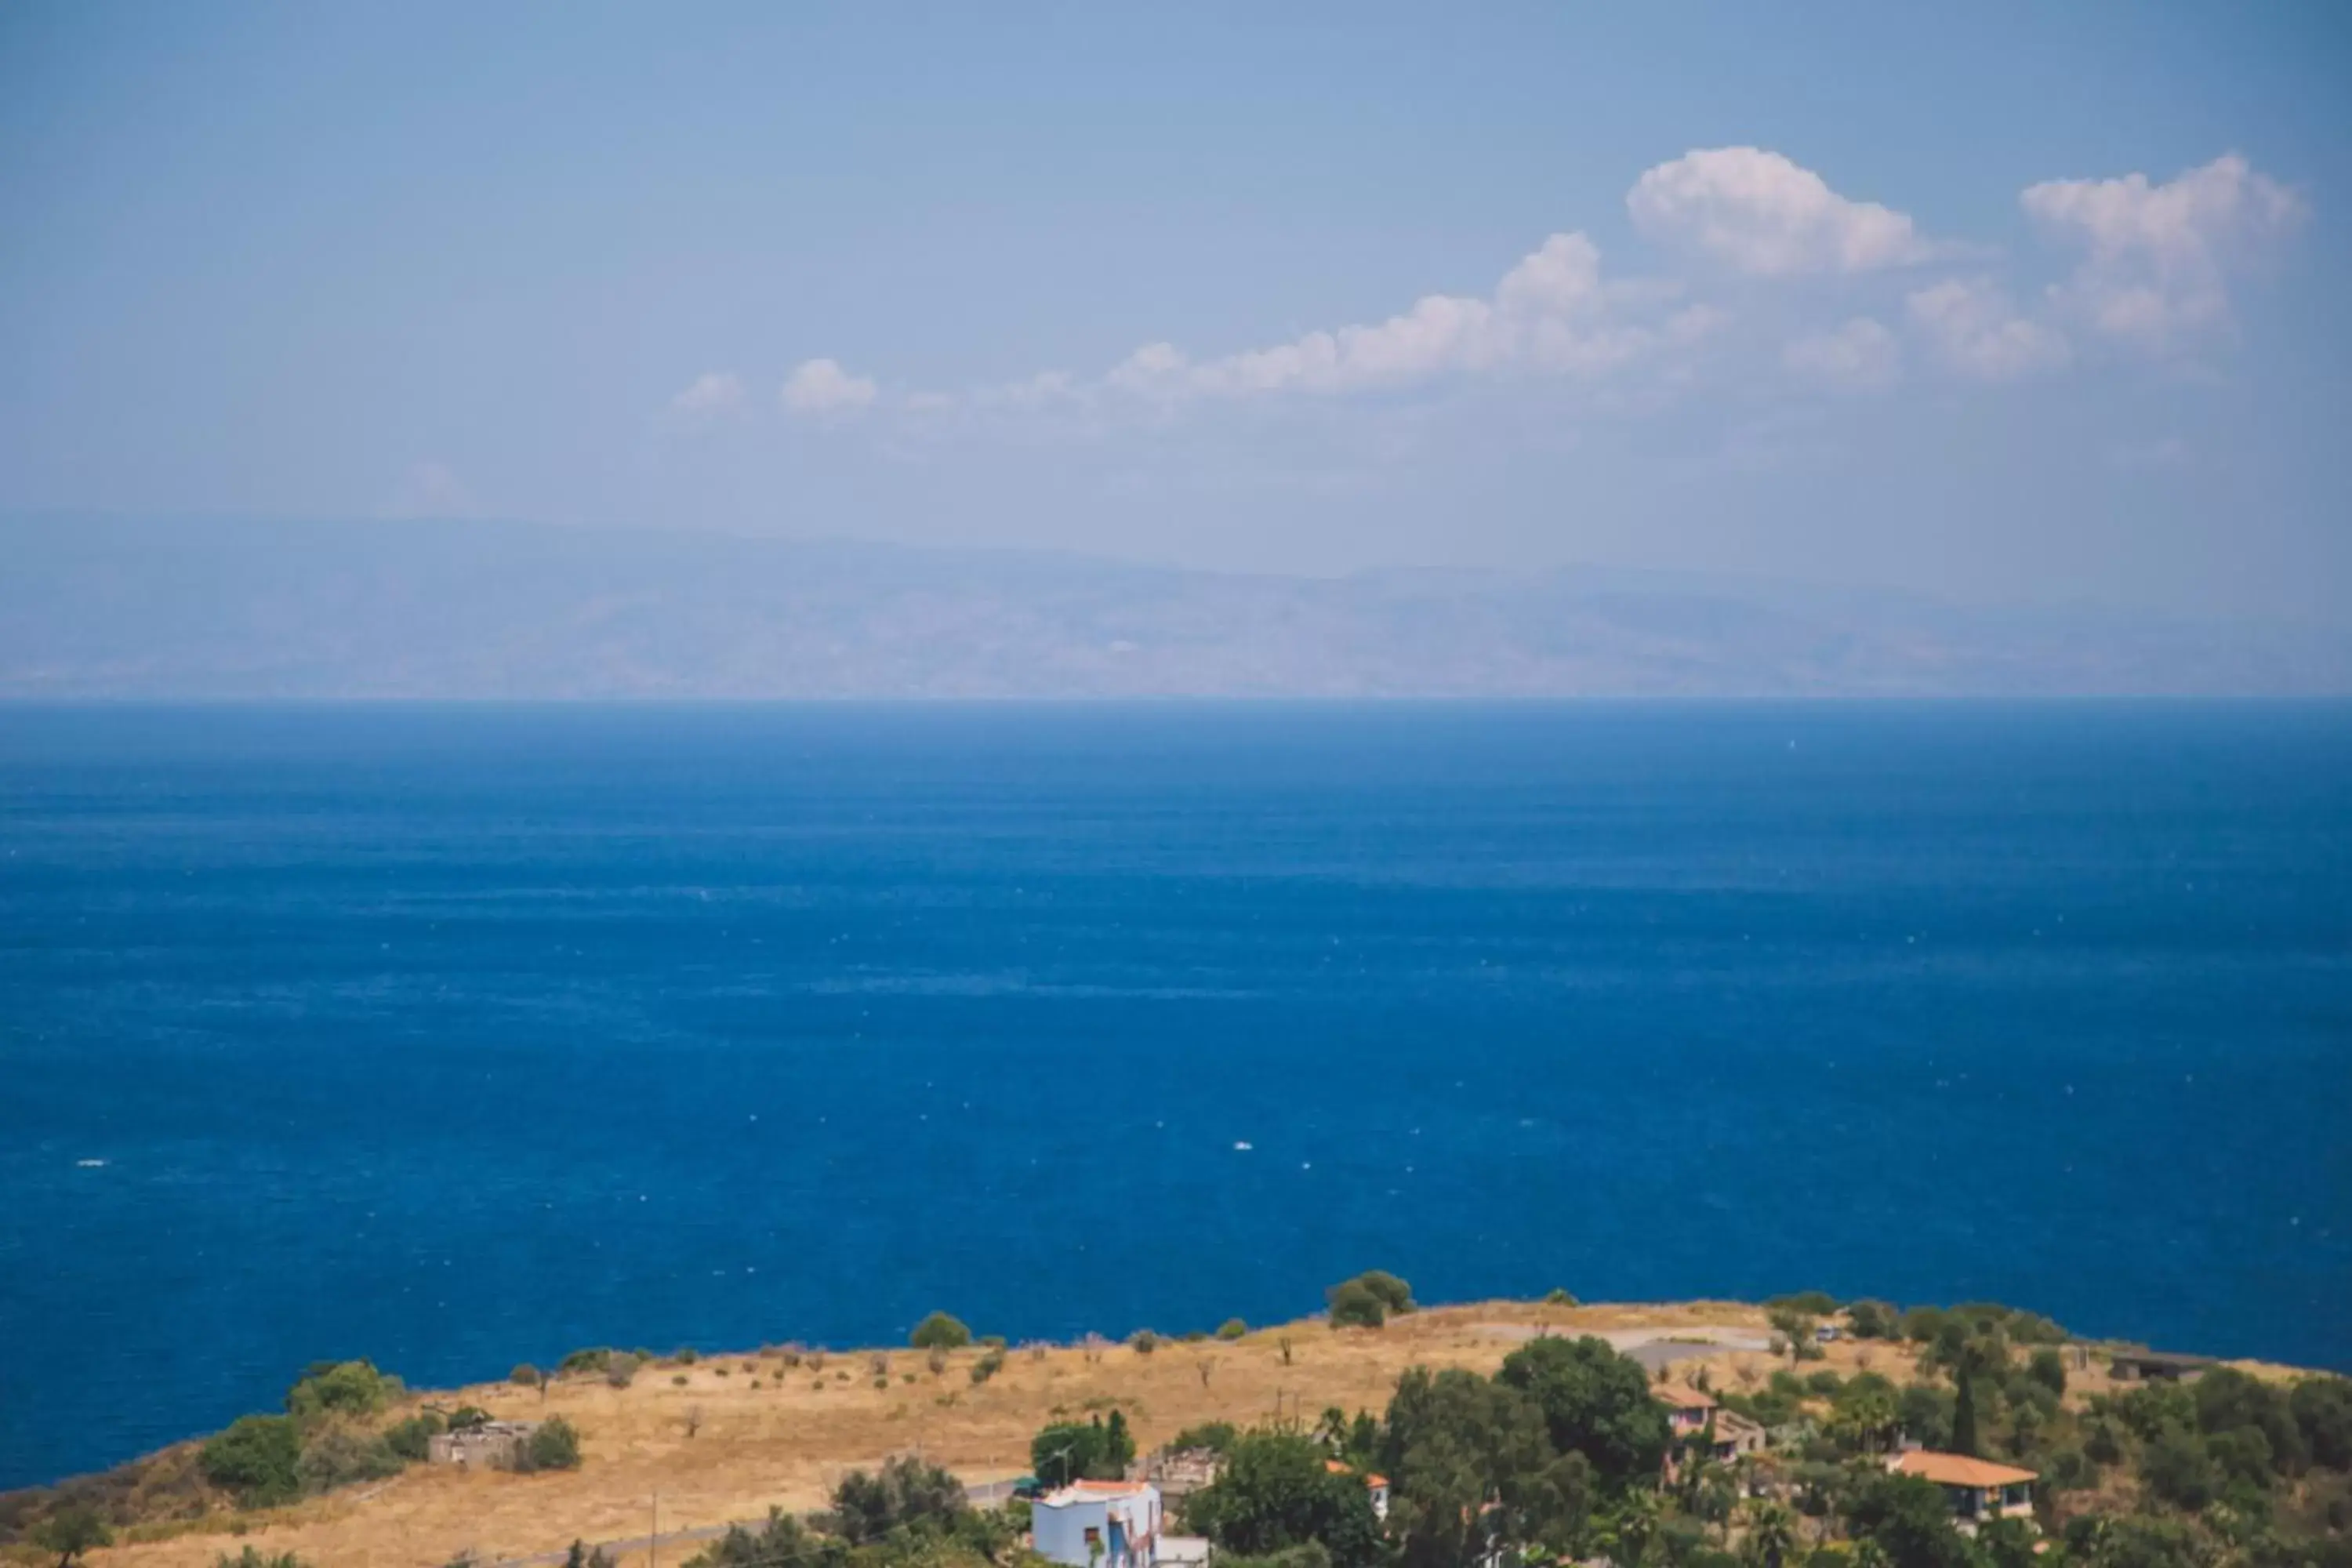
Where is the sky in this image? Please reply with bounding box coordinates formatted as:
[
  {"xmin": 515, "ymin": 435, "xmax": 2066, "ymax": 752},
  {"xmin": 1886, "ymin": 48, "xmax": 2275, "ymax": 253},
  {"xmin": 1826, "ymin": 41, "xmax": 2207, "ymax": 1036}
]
[{"xmin": 2, "ymin": 2, "xmax": 2348, "ymax": 619}]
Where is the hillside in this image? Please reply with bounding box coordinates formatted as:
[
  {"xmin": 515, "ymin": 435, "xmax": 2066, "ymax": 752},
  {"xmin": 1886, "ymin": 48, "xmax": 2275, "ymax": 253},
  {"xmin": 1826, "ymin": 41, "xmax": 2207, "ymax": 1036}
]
[
  {"xmin": 3, "ymin": 1297, "xmax": 2332, "ymax": 1568},
  {"xmin": 5, "ymin": 515, "xmax": 2349, "ymax": 699}
]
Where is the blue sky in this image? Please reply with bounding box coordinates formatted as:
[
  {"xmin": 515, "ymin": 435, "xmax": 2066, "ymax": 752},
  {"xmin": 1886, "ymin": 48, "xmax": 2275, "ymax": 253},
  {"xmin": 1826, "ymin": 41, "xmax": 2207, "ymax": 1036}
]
[{"xmin": 2, "ymin": 2, "xmax": 2347, "ymax": 617}]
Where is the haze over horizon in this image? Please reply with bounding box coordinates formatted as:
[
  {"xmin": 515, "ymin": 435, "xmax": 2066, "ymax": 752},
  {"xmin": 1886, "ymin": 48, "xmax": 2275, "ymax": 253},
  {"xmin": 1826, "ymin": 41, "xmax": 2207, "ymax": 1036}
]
[{"xmin": 4, "ymin": 3, "xmax": 2350, "ymax": 631}]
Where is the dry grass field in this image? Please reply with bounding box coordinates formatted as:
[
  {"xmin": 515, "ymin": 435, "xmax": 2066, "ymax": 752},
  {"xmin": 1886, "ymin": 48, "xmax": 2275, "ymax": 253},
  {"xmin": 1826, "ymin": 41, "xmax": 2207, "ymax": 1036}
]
[{"xmin": 73, "ymin": 1300, "xmax": 2300, "ymax": 1568}]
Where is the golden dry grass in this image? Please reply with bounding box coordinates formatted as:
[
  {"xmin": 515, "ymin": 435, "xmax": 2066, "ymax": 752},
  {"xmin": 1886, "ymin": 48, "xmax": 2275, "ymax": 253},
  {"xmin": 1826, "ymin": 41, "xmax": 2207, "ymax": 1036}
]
[
  {"xmin": 79, "ymin": 1301, "xmax": 2300, "ymax": 1568},
  {"xmin": 85, "ymin": 1301, "xmax": 1774, "ymax": 1568}
]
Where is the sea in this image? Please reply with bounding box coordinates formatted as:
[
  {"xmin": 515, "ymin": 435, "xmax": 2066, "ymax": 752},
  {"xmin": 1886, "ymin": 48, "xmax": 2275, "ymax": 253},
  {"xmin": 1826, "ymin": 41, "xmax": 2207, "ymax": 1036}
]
[{"xmin": 2, "ymin": 703, "xmax": 2347, "ymax": 1490}]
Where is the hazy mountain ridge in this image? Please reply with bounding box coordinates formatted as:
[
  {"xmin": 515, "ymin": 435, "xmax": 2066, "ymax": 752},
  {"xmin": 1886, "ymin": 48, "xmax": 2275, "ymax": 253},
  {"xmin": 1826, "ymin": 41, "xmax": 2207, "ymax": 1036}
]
[{"xmin": 4, "ymin": 514, "xmax": 2346, "ymax": 699}]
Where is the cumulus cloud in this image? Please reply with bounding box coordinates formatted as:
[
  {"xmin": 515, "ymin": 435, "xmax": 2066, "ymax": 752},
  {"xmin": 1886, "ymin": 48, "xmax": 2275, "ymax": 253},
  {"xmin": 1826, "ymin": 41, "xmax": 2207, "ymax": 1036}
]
[
  {"xmin": 780, "ymin": 358, "xmax": 880, "ymax": 415},
  {"xmin": 2022, "ymin": 154, "xmax": 2306, "ymax": 349},
  {"xmin": 1628, "ymin": 147, "xmax": 1932, "ymax": 276},
  {"xmin": 1784, "ymin": 318, "xmax": 1900, "ymax": 390},
  {"xmin": 671, "ymin": 371, "xmax": 747, "ymax": 415},
  {"xmin": 1907, "ymin": 278, "xmax": 2071, "ymax": 380},
  {"xmin": 1097, "ymin": 232, "xmax": 1688, "ymax": 405}
]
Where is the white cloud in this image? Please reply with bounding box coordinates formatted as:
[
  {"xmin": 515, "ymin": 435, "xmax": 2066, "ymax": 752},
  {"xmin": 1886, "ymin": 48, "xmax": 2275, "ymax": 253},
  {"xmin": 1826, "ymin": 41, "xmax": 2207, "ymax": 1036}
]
[
  {"xmin": 780, "ymin": 358, "xmax": 880, "ymax": 415},
  {"xmin": 1906, "ymin": 278, "xmax": 2071, "ymax": 380},
  {"xmin": 378, "ymin": 459, "xmax": 479, "ymax": 518},
  {"xmin": 1784, "ymin": 317, "xmax": 1901, "ymax": 390},
  {"xmin": 2023, "ymin": 154, "xmax": 2306, "ymax": 348},
  {"xmin": 1096, "ymin": 231, "xmax": 1686, "ymax": 405},
  {"xmin": 1628, "ymin": 147, "xmax": 1932, "ymax": 276},
  {"xmin": 670, "ymin": 371, "xmax": 747, "ymax": 415}
]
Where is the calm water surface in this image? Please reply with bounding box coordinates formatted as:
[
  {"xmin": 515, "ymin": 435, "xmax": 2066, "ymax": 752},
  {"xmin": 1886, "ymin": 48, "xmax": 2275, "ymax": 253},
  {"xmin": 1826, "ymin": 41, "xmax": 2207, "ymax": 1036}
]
[{"xmin": 2, "ymin": 704, "xmax": 2347, "ymax": 1488}]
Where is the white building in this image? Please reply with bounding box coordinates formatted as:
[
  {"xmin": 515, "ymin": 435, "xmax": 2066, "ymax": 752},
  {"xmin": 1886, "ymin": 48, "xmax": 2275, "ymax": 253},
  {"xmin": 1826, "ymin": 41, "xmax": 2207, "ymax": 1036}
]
[{"xmin": 1033, "ymin": 1480, "xmax": 1163, "ymax": 1568}]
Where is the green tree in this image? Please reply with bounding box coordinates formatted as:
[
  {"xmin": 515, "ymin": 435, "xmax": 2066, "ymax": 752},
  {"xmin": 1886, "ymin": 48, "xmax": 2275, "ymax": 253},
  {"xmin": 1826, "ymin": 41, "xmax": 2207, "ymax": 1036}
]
[
  {"xmin": 1379, "ymin": 1365, "xmax": 1554, "ymax": 1566},
  {"xmin": 284, "ymin": 1360, "xmax": 398, "ymax": 1424},
  {"xmin": 1844, "ymin": 1474, "xmax": 1980, "ymax": 1568},
  {"xmin": 2291, "ymin": 1376, "xmax": 2352, "ymax": 1470},
  {"xmin": 1327, "ymin": 1279, "xmax": 1386, "ymax": 1330},
  {"xmin": 2138, "ymin": 1428, "xmax": 2217, "ymax": 1511},
  {"xmin": 685, "ymin": 1509, "xmax": 848, "ymax": 1568},
  {"xmin": 520, "ymin": 1417, "xmax": 583, "ymax": 1472},
  {"xmin": 1189, "ymin": 1430, "xmax": 1381, "ymax": 1568},
  {"xmin": 201, "ymin": 1414, "xmax": 303, "ymax": 1507},
  {"xmin": 1355, "ymin": 1271, "xmax": 1415, "ymax": 1313},
  {"xmin": 1845, "ymin": 1302, "xmax": 1900, "ymax": 1341},
  {"xmin": 294, "ymin": 1425, "xmax": 404, "ymax": 1494},
  {"xmin": 830, "ymin": 1454, "xmax": 967, "ymax": 1544},
  {"xmin": 1219, "ymin": 1319, "xmax": 1250, "ymax": 1341},
  {"xmin": 31, "ymin": 1504, "xmax": 112, "ymax": 1568},
  {"xmin": 910, "ymin": 1312, "xmax": 973, "ymax": 1351},
  {"xmin": 1951, "ymin": 1377, "xmax": 1980, "ymax": 1458},
  {"xmin": 1496, "ymin": 1334, "xmax": 1671, "ymax": 1489},
  {"xmin": 2025, "ymin": 1348, "xmax": 2067, "ymax": 1400},
  {"xmin": 1740, "ymin": 1501, "xmax": 1797, "ymax": 1568}
]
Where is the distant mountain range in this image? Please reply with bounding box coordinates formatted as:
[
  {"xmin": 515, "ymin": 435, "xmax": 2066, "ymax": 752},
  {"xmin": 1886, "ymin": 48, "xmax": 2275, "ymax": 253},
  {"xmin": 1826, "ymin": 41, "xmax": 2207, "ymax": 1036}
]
[{"xmin": 3, "ymin": 514, "xmax": 2346, "ymax": 699}]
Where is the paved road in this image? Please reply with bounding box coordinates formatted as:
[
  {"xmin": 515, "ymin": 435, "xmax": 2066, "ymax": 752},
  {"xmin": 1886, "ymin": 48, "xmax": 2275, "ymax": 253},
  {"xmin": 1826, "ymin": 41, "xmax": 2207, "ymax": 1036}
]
[{"xmin": 494, "ymin": 1479, "xmax": 1023, "ymax": 1567}]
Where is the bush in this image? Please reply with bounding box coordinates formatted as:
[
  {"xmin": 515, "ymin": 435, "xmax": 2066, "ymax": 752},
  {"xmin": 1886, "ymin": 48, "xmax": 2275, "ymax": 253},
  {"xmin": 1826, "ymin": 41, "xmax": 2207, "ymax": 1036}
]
[
  {"xmin": 910, "ymin": 1312, "xmax": 972, "ymax": 1351},
  {"xmin": 2027, "ymin": 1347, "xmax": 2067, "ymax": 1399},
  {"xmin": 295, "ymin": 1426, "xmax": 405, "ymax": 1494},
  {"xmin": 1326, "ymin": 1279, "xmax": 1385, "ymax": 1330},
  {"xmin": 1769, "ymin": 1292, "xmax": 1840, "ymax": 1316},
  {"xmin": 971, "ymin": 1348, "xmax": 1007, "ymax": 1385},
  {"xmin": 831, "ymin": 1454, "xmax": 967, "ymax": 1544},
  {"xmin": 2141, "ymin": 1427, "xmax": 2219, "ymax": 1510},
  {"xmin": 519, "ymin": 1417, "xmax": 582, "ymax": 1473},
  {"xmin": 1806, "ymin": 1370, "xmax": 1846, "ymax": 1397},
  {"xmin": 285, "ymin": 1361, "xmax": 398, "ymax": 1424},
  {"xmin": 1131, "ymin": 1330, "xmax": 1160, "ymax": 1354},
  {"xmin": 215, "ymin": 1550, "xmax": 311, "ymax": 1568},
  {"xmin": 2293, "ymin": 1377, "xmax": 2352, "ymax": 1470},
  {"xmin": 605, "ymin": 1352, "xmax": 641, "ymax": 1388},
  {"xmin": 675, "ymin": 1346, "xmax": 699, "ymax": 1364},
  {"xmin": 1352, "ymin": 1271, "xmax": 1414, "ymax": 1312},
  {"xmin": 202, "ymin": 1414, "xmax": 303, "ymax": 1508},
  {"xmin": 1845, "ymin": 1301, "xmax": 1900, "ymax": 1339},
  {"xmin": 31, "ymin": 1504, "xmax": 112, "ymax": 1565},
  {"xmin": 1545, "ymin": 1287, "xmax": 1578, "ymax": 1306},
  {"xmin": 384, "ymin": 1412, "xmax": 445, "ymax": 1461},
  {"xmin": 1173, "ymin": 1421, "xmax": 1240, "ymax": 1454},
  {"xmin": 1218, "ymin": 1319, "xmax": 1250, "ymax": 1340},
  {"xmin": 560, "ymin": 1347, "xmax": 612, "ymax": 1375}
]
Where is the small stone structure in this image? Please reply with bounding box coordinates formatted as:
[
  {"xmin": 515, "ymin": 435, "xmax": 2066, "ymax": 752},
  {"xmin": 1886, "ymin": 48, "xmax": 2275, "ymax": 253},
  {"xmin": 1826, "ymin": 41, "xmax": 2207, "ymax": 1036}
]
[{"xmin": 427, "ymin": 1420, "xmax": 541, "ymax": 1468}]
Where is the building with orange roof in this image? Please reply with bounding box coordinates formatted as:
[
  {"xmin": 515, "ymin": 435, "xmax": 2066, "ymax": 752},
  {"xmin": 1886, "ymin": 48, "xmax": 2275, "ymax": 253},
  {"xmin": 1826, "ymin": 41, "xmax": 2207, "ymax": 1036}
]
[{"xmin": 1889, "ymin": 1450, "xmax": 2038, "ymax": 1533}]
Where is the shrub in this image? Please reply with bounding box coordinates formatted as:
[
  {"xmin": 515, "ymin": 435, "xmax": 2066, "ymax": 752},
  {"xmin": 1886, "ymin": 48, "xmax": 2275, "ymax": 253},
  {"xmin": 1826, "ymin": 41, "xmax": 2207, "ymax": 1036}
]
[
  {"xmin": 1326, "ymin": 1279, "xmax": 1385, "ymax": 1330},
  {"xmin": 2140, "ymin": 1428, "xmax": 2218, "ymax": 1510},
  {"xmin": 285, "ymin": 1361, "xmax": 398, "ymax": 1424},
  {"xmin": 1845, "ymin": 1301, "xmax": 1900, "ymax": 1339},
  {"xmin": 1218, "ymin": 1318, "xmax": 1249, "ymax": 1340},
  {"xmin": 971, "ymin": 1348, "xmax": 1007, "ymax": 1385},
  {"xmin": 1352, "ymin": 1271, "xmax": 1414, "ymax": 1312},
  {"xmin": 831, "ymin": 1454, "xmax": 968, "ymax": 1544},
  {"xmin": 1769, "ymin": 1292, "xmax": 1840, "ymax": 1316},
  {"xmin": 560, "ymin": 1347, "xmax": 612, "ymax": 1375},
  {"xmin": 2027, "ymin": 1347, "xmax": 2067, "ymax": 1399},
  {"xmin": 2293, "ymin": 1377, "xmax": 2352, "ymax": 1470},
  {"xmin": 295, "ymin": 1426, "xmax": 404, "ymax": 1494},
  {"xmin": 518, "ymin": 1417, "xmax": 583, "ymax": 1473},
  {"xmin": 215, "ymin": 1550, "xmax": 311, "ymax": 1568},
  {"xmin": 510, "ymin": 1363, "xmax": 540, "ymax": 1387},
  {"xmin": 384, "ymin": 1412, "xmax": 445, "ymax": 1461},
  {"xmin": 1173, "ymin": 1421, "xmax": 1239, "ymax": 1454},
  {"xmin": 910, "ymin": 1312, "xmax": 972, "ymax": 1351},
  {"xmin": 1131, "ymin": 1330, "xmax": 1160, "ymax": 1354},
  {"xmin": 1806, "ymin": 1370, "xmax": 1846, "ymax": 1397},
  {"xmin": 981, "ymin": 1335, "xmax": 1008, "ymax": 1351},
  {"xmin": 201, "ymin": 1414, "xmax": 303, "ymax": 1508},
  {"xmin": 1545, "ymin": 1288, "xmax": 1578, "ymax": 1306},
  {"xmin": 605, "ymin": 1352, "xmax": 641, "ymax": 1388},
  {"xmin": 673, "ymin": 1374, "xmax": 690, "ymax": 1387},
  {"xmin": 448, "ymin": 1406, "xmax": 490, "ymax": 1431},
  {"xmin": 31, "ymin": 1504, "xmax": 112, "ymax": 1566}
]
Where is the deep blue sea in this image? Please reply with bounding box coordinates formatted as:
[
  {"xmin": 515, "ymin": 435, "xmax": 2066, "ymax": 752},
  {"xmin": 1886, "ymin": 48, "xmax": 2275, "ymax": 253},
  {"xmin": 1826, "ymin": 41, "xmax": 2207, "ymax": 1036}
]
[{"xmin": 2, "ymin": 704, "xmax": 2348, "ymax": 1490}]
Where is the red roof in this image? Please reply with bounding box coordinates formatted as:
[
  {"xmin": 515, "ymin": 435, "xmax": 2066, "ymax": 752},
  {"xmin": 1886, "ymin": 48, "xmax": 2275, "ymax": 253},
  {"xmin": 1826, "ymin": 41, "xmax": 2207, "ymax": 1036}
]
[
  {"xmin": 1653, "ymin": 1385, "xmax": 1719, "ymax": 1410},
  {"xmin": 1892, "ymin": 1451, "xmax": 2038, "ymax": 1488}
]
